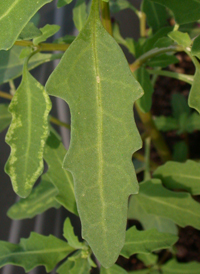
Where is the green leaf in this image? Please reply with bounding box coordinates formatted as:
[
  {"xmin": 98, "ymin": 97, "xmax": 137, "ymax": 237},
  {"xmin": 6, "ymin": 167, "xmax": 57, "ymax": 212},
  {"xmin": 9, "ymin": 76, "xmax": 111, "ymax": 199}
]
[
  {"xmin": 150, "ymin": 0, "xmax": 200, "ymax": 24},
  {"xmin": 7, "ymin": 179, "xmax": 60, "ymax": 220},
  {"xmin": 185, "ymin": 112, "xmax": 200, "ymax": 132},
  {"xmin": 162, "ymin": 259, "xmax": 200, "ymax": 274},
  {"xmin": 120, "ymin": 226, "xmax": 177, "ymax": 259},
  {"xmin": 146, "ymin": 54, "xmax": 179, "ymax": 68},
  {"xmin": 101, "ymin": 264, "xmax": 127, "ymax": 274},
  {"xmin": 154, "ymin": 116, "xmax": 178, "ymax": 131},
  {"xmin": 44, "ymin": 131, "xmax": 78, "ymax": 215},
  {"xmin": 153, "ymin": 37, "xmax": 173, "ymax": 48},
  {"xmin": 63, "ymin": 218, "xmax": 84, "ymax": 249},
  {"xmin": 57, "ymin": 259, "xmax": 75, "ymax": 274},
  {"xmin": 173, "ymin": 141, "xmax": 188, "ymax": 162},
  {"xmin": 70, "ymin": 258, "xmax": 91, "ymax": 274},
  {"xmin": 134, "ymin": 67, "xmax": 154, "ymax": 113},
  {"xmin": 0, "ymin": 104, "xmax": 12, "ymax": 133},
  {"xmin": 57, "ymin": 0, "xmax": 74, "ymax": 8},
  {"xmin": 73, "ymin": 0, "xmax": 88, "ymax": 31},
  {"xmin": 129, "ymin": 179, "xmax": 200, "ymax": 229},
  {"xmin": 168, "ymin": 31, "xmax": 192, "ymax": 47},
  {"xmin": 0, "ymin": 232, "xmax": 74, "ymax": 272},
  {"xmin": 128, "ymin": 194, "xmax": 178, "ymax": 235},
  {"xmin": 188, "ymin": 64, "xmax": 200, "ymax": 114},
  {"xmin": 33, "ymin": 24, "xmax": 60, "ymax": 45},
  {"xmin": 191, "ymin": 34, "xmax": 200, "ymax": 59},
  {"xmin": 171, "ymin": 93, "xmax": 191, "ymax": 120},
  {"xmin": 137, "ymin": 253, "xmax": 158, "ymax": 267},
  {"xmin": 110, "ymin": 0, "xmax": 131, "ymax": 13},
  {"xmin": 0, "ymin": 0, "xmax": 53, "ymax": 50},
  {"xmin": 5, "ymin": 59, "xmax": 52, "ymax": 198},
  {"xmin": 0, "ymin": 46, "xmax": 61, "ymax": 85},
  {"xmin": 129, "ymin": 271, "xmax": 153, "ymax": 274},
  {"xmin": 154, "ymin": 160, "xmax": 200, "ymax": 195},
  {"xmin": 18, "ymin": 22, "xmax": 42, "ymax": 40},
  {"xmin": 46, "ymin": 0, "xmax": 143, "ymax": 268},
  {"xmin": 141, "ymin": 0, "xmax": 168, "ymax": 33}
]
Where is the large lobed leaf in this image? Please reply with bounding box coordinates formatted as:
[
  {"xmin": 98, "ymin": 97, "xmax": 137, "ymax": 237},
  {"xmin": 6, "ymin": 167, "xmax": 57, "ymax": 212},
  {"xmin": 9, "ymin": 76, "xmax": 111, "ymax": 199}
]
[
  {"xmin": 162, "ymin": 259, "xmax": 200, "ymax": 274},
  {"xmin": 5, "ymin": 59, "xmax": 52, "ymax": 198},
  {"xmin": 128, "ymin": 179, "xmax": 200, "ymax": 229},
  {"xmin": 0, "ymin": 0, "xmax": 53, "ymax": 50},
  {"xmin": 46, "ymin": 0, "xmax": 143, "ymax": 268},
  {"xmin": 0, "ymin": 232, "xmax": 74, "ymax": 272}
]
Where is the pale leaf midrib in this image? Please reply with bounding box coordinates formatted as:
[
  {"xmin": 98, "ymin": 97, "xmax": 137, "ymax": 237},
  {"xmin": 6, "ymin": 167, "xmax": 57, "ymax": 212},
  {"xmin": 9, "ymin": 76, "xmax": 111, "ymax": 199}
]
[{"xmin": 0, "ymin": 0, "xmax": 19, "ymax": 21}]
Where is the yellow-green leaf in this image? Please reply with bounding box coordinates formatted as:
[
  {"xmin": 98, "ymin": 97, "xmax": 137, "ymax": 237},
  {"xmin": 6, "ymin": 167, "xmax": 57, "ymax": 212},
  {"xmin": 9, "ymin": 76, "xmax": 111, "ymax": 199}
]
[
  {"xmin": 5, "ymin": 59, "xmax": 52, "ymax": 198},
  {"xmin": 46, "ymin": 0, "xmax": 143, "ymax": 267},
  {"xmin": 0, "ymin": 104, "xmax": 12, "ymax": 132}
]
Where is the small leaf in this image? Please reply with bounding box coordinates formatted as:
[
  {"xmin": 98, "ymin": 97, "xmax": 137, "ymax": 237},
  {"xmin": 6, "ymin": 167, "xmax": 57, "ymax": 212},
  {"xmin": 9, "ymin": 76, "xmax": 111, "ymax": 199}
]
[
  {"xmin": 57, "ymin": 259, "xmax": 75, "ymax": 274},
  {"xmin": 0, "ymin": 232, "xmax": 75, "ymax": 272},
  {"xmin": 7, "ymin": 179, "xmax": 60, "ymax": 220},
  {"xmin": 154, "ymin": 116, "xmax": 178, "ymax": 131},
  {"xmin": 150, "ymin": 0, "xmax": 200, "ymax": 24},
  {"xmin": 154, "ymin": 160, "xmax": 200, "ymax": 195},
  {"xmin": 5, "ymin": 59, "xmax": 52, "ymax": 198},
  {"xmin": 100, "ymin": 264, "xmax": 127, "ymax": 274},
  {"xmin": 162, "ymin": 259, "xmax": 200, "ymax": 274},
  {"xmin": 129, "ymin": 179, "xmax": 200, "ymax": 229},
  {"xmin": 0, "ymin": 46, "xmax": 62, "ymax": 85},
  {"xmin": 46, "ymin": 0, "xmax": 143, "ymax": 267},
  {"xmin": 0, "ymin": 104, "xmax": 12, "ymax": 133},
  {"xmin": 110, "ymin": 0, "xmax": 131, "ymax": 13},
  {"xmin": 18, "ymin": 22, "xmax": 42, "ymax": 40},
  {"xmin": 44, "ymin": 131, "xmax": 78, "ymax": 215},
  {"xmin": 188, "ymin": 65, "xmax": 200, "ymax": 114},
  {"xmin": 142, "ymin": 0, "xmax": 168, "ymax": 33},
  {"xmin": 63, "ymin": 218, "xmax": 84, "ymax": 249},
  {"xmin": 146, "ymin": 54, "xmax": 179, "ymax": 68},
  {"xmin": 137, "ymin": 253, "xmax": 158, "ymax": 267},
  {"xmin": 134, "ymin": 67, "xmax": 154, "ymax": 113},
  {"xmin": 57, "ymin": 0, "xmax": 74, "ymax": 8},
  {"xmin": 191, "ymin": 34, "xmax": 200, "ymax": 59},
  {"xmin": 33, "ymin": 24, "xmax": 60, "ymax": 45},
  {"xmin": 0, "ymin": 0, "xmax": 53, "ymax": 50},
  {"xmin": 70, "ymin": 258, "xmax": 91, "ymax": 274},
  {"xmin": 173, "ymin": 141, "xmax": 188, "ymax": 162},
  {"xmin": 153, "ymin": 37, "xmax": 173, "ymax": 48},
  {"xmin": 73, "ymin": 0, "xmax": 88, "ymax": 31},
  {"xmin": 120, "ymin": 226, "xmax": 177, "ymax": 259},
  {"xmin": 186, "ymin": 112, "xmax": 200, "ymax": 132},
  {"xmin": 168, "ymin": 31, "xmax": 192, "ymax": 47},
  {"xmin": 128, "ymin": 194, "xmax": 178, "ymax": 235},
  {"xmin": 171, "ymin": 93, "xmax": 191, "ymax": 120}
]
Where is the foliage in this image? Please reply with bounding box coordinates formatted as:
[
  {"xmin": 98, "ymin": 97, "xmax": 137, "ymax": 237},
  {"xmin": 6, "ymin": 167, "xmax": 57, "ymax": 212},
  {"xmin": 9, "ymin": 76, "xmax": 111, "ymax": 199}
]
[{"xmin": 1, "ymin": 0, "xmax": 200, "ymax": 273}]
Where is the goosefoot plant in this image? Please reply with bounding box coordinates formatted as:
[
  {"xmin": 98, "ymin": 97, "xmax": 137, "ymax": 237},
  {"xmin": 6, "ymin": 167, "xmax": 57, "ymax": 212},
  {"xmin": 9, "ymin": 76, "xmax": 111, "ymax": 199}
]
[{"xmin": 1, "ymin": 0, "xmax": 200, "ymax": 273}]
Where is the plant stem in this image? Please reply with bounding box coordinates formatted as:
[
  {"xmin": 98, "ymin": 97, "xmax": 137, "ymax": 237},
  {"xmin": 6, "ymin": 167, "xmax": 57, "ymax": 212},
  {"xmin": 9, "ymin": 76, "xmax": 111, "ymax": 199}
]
[
  {"xmin": 0, "ymin": 91, "xmax": 70, "ymax": 129},
  {"xmin": 15, "ymin": 41, "xmax": 70, "ymax": 52},
  {"xmin": 147, "ymin": 69, "xmax": 194, "ymax": 85},
  {"xmin": 100, "ymin": 0, "xmax": 112, "ymax": 36},
  {"xmin": 144, "ymin": 137, "xmax": 151, "ymax": 180},
  {"xmin": 135, "ymin": 103, "xmax": 172, "ymax": 162},
  {"xmin": 133, "ymin": 152, "xmax": 158, "ymax": 171},
  {"xmin": 130, "ymin": 45, "xmax": 183, "ymax": 72},
  {"xmin": 138, "ymin": 11, "xmax": 147, "ymax": 38}
]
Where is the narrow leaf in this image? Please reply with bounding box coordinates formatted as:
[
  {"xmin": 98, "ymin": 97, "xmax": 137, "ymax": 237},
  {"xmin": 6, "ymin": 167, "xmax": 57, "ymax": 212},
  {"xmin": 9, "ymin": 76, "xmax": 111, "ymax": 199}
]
[
  {"xmin": 57, "ymin": 0, "xmax": 74, "ymax": 8},
  {"xmin": 0, "ymin": 233, "xmax": 74, "ymax": 272},
  {"xmin": 186, "ymin": 112, "xmax": 200, "ymax": 132},
  {"xmin": 7, "ymin": 178, "xmax": 60, "ymax": 220},
  {"xmin": 57, "ymin": 259, "xmax": 75, "ymax": 274},
  {"xmin": 129, "ymin": 179, "xmax": 200, "ymax": 229},
  {"xmin": 168, "ymin": 31, "xmax": 192, "ymax": 47},
  {"xmin": 154, "ymin": 116, "xmax": 178, "ymax": 131},
  {"xmin": 120, "ymin": 226, "xmax": 178, "ymax": 258},
  {"xmin": 18, "ymin": 22, "xmax": 42, "ymax": 40},
  {"xmin": 134, "ymin": 67, "xmax": 154, "ymax": 113},
  {"xmin": 150, "ymin": 0, "xmax": 200, "ymax": 24},
  {"xmin": 5, "ymin": 59, "xmax": 52, "ymax": 198},
  {"xmin": 44, "ymin": 131, "xmax": 78, "ymax": 215},
  {"xmin": 146, "ymin": 54, "xmax": 179, "ymax": 68},
  {"xmin": 188, "ymin": 65, "xmax": 200, "ymax": 114},
  {"xmin": 162, "ymin": 259, "xmax": 200, "ymax": 274},
  {"xmin": 63, "ymin": 218, "xmax": 84, "ymax": 249},
  {"xmin": 191, "ymin": 34, "xmax": 200, "ymax": 59},
  {"xmin": 70, "ymin": 258, "xmax": 91, "ymax": 274},
  {"xmin": 0, "ymin": 0, "xmax": 53, "ymax": 50},
  {"xmin": 137, "ymin": 253, "xmax": 158, "ymax": 267},
  {"xmin": 171, "ymin": 93, "xmax": 191, "ymax": 120},
  {"xmin": 154, "ymin": 160, "xmax": 200, "ymax": 195},
  {"xmin": 73, "ymin": 0, "xmax": 88, "ymax": 31},
  {"xmin": 0, "ymin": 46, "xmax": 61, "ymax": 85},
  {"xmin": 173, "ymin": 141, "xmax": 188, "ymax": 162},
  {"xmin": 101, "ymin": 264, "xmax": 127, "ymax": 274},
  {"xmin": 33, "ymin": 24, "xmax": 60, "ymax": 45},
  {"xmin": 46, "ymin": 0, "xmax": 143, "ymax": 267},
  {"xmin": 110, "ymin": 0, "xmax": 131, "ymax": 13},
  {"xmin": 142, "ymin": 0, "xmax": 168, "ymax": 33},
  {"xmin": 0, "ymin": 104, "xmax": 12, "ymax": 133}
]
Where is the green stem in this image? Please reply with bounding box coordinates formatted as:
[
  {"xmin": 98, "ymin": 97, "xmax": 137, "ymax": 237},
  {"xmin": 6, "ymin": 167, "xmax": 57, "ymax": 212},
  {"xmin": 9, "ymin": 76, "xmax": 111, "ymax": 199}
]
[
  {"xmin": 135, "ymin": 103, "xmax": 172, "ymax": 162},
  {"xmin": 144, "ymin": 137, "xmax": 151, "ymax": 180},
  {"xmin": 138, "ymin": 11, "xmax": 147, "ymax": 38},
  {"xmin": 0, "ymin": 91, "xmax": 70, "ymax": 129},
  {"xmin": 130, "ymin": 45, "xmax": 183, "ymax": 72},
  {"xmin": 100, "ymin": 0, "xmax": 112, "ymax": 36},
  {"xmin": 147, "ymin": 69, "xmax": 194, "ymax": 85},
  {"xmin": 15, "ymin": 40, "xmax": 70, "ymax": 52}
]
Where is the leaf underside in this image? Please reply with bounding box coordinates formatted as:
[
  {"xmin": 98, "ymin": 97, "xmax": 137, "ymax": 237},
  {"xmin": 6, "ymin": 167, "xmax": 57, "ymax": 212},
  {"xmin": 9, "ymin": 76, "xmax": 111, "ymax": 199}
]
[{"xmin": 46, "ymin": 0, "xmax": 143, "ymax": 268}]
